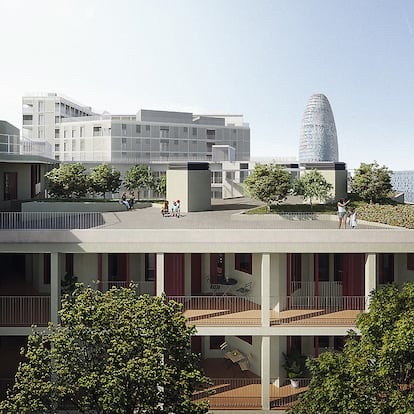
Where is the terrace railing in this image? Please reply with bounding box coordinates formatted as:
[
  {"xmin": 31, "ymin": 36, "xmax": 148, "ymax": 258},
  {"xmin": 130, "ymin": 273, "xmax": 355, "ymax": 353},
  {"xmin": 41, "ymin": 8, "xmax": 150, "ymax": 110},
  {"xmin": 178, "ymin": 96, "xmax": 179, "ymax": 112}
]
[
  {"xmin": 0, "ymin": 212, "xmax": 104, "ymax": 230},
  {"xmin": 282, "ymin": 295, "xmax": 366, "ymax": 311},
  {"xmin": 0, "ymin": 296, "xmax": 50, "ymax": 326},
  {"xmin": 167, "ymin": 295, "xmax": 261, "ymax": 326},
  {"xmin": 193, "ymin": 377, "xmax": 310, "ymax": 410}
]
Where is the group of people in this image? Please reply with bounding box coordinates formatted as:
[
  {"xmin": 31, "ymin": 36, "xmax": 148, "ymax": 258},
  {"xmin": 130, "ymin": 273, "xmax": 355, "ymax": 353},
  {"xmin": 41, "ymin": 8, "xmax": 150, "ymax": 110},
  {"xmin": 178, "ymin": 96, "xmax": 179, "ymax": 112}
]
[
  {"xmin": 119, "ymin": 191, "xmax": 135, "ymax": 210},
  {"xmin": 161, "ymin": 199, "xmax": 181, "ymax": 218},
  {"xmin": 337, "ymin": 198, "xmax": 357, "ymax": 229}
]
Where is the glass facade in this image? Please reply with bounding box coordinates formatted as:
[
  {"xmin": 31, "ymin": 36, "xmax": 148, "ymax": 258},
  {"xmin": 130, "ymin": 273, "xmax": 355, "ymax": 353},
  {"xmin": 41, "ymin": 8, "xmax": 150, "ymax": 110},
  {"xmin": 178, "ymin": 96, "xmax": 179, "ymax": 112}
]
[{"xmin": 299, "ymin": 94, "xmax": 339, "ymax": 163}]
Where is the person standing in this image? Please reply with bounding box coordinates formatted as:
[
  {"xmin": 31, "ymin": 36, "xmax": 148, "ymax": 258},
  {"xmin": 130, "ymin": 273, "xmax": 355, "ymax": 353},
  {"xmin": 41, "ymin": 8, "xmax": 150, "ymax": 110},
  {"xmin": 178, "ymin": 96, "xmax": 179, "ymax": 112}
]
[
  {"xmin": 348, "ymin": 208, "xmax": 357, "ymax": 229},
  {"xmin": 337, "ymin": 198, "xmax": 350, "ymax": 229}
]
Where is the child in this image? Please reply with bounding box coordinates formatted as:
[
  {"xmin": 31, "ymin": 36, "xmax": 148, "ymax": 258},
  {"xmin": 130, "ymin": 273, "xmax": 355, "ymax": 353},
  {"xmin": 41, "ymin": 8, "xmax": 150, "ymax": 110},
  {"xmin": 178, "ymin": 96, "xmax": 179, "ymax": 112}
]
[{"xmin": 348, "ymin": 208, "xmax": 357, "ymax": 229}]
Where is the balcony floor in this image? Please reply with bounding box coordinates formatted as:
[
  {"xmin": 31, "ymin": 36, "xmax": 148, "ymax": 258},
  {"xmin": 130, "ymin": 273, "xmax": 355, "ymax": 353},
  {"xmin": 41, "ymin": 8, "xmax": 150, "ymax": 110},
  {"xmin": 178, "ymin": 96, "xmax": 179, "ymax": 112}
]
[
  {"xmin": 198, "ymin": 359, "xmax": 307, "ymax": 410},
  {"xmin": 185, "ymin": 308, "xmax": 362, "ymax": 327}
]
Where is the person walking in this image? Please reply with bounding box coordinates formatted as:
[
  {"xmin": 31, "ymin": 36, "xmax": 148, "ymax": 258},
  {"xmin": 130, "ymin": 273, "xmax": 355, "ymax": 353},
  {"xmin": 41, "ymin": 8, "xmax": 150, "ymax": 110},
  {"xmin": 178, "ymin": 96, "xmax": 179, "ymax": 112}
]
[{"xmin": 337, "ymin": 198, "xmax": 350, "ymax": 229}]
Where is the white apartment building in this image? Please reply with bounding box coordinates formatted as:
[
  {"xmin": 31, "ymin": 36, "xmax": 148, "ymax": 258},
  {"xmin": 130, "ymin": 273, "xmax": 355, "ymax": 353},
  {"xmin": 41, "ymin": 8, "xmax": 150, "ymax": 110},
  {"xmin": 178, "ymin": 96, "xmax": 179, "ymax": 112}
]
[{"xmin": 22, "ymin": 93, "xmax": 250, "ymax": 164}]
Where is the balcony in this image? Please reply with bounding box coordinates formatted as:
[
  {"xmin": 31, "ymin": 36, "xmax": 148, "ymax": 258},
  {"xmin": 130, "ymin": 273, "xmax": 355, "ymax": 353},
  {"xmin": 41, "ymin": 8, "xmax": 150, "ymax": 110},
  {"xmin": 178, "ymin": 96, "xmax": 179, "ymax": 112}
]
[
  {"xmin": 168, "ymin": 295, "xmax": 365, "ymax": 327},
  {"xmin": 0, "ymin": 296, "xmax": 50, "ymax": 326},
  {"xmin": 194, "ymin": 359, "xmax": 309, "ymax": 410}
]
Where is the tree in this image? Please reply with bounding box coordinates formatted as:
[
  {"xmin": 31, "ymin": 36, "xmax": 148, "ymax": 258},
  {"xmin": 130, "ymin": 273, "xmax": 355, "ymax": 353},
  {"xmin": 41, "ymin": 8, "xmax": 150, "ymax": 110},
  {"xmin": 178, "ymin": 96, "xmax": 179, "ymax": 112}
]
[
  {"xmin": 244, "ymin": 163, "xmax": 291, "ymax": 209},
  {"xmin": 124, "ymin": 165, "xmax": 154, "ymax": 200},
  {"xmin": 289, "ymin": 283, "xmax": 414, "ymax": 414},
  {"xmin": 351, "ymin": 161, "xmax": 393, "ymax": 203},
  {"xmin": 0, "ymin": 286, "xmax": 210, "ymax": 414},
  {"xmin": 155, "ymin": 174, "xmax": 167, "ymax": 198},
  {"xmin": 293, "ymin": 169, "xmax": 333, "ymax": 207},
  {"xmin": 45, "ymin": 163, "xmax": 89, "ymax": 199},
  {"xmin": 88, "ymin": 163, "xmax": 122, "ymax": 198}
]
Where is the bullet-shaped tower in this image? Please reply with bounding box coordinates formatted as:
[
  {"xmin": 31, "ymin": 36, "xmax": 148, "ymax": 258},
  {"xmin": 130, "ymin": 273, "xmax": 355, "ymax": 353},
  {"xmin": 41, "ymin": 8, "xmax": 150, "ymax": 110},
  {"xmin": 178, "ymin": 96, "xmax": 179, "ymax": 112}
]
[{"xmin": 299, "ymin": 94, "xmax": 339, "ymax": 163}]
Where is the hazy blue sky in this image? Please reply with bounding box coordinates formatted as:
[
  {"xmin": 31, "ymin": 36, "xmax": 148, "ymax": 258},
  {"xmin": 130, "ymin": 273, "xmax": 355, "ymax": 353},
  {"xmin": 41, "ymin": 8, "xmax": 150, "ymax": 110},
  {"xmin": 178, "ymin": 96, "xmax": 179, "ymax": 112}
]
[{"xmin": 1, "ymin": 0, "xmax": 414, "ymax": 171}]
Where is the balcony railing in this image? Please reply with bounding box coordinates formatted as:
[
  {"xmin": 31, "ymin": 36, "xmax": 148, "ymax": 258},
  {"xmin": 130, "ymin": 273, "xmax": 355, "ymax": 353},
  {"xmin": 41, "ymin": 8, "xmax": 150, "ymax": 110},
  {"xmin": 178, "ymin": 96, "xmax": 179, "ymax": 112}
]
[
  {"xmin": 193, "ymin": 377, "xmax": 310, "ymax": 410},
  {"xmin": 0, "ymin": 296, "xmax": 50, "ymax": 326},
  {"xmin": 281, "ymin": 295, "xmax": 366, "ymax": 311},
  {"xmin": 0, "ymin": 212, "xmax": 104, "ymax": 229},
  {"xmin": 167, "ymin": 296, "xmax": 261, "ymax": 325}
]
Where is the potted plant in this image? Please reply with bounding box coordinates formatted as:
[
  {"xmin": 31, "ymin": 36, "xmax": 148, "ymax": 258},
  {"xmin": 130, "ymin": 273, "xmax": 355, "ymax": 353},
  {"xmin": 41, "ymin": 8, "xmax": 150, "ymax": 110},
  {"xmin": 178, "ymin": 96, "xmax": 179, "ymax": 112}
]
[{"xmin": 282, "ymin": 348, "xmax": 307, "ymax": 388}]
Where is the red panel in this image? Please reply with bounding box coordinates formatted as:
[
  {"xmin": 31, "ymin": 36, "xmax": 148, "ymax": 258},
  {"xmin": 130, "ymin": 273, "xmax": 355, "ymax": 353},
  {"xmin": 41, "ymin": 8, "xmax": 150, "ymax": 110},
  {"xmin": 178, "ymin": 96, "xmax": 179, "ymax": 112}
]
[
  {"xmin": 164, "ymin": 253, "xmax": 185, "ymax": 296},
  {"xmin": 191, "ymin": 254, "xmax": 202, "ymax": 295},
  {"xmin": 343, "ymin": 253, "xmax": 365, "ymax": 296}
]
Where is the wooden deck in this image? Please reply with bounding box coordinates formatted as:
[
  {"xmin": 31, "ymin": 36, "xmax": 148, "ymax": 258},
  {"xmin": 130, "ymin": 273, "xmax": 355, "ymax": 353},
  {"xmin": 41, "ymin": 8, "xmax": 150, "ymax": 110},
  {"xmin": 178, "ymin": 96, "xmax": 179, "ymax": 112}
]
[
  {"xmin": 197, "ymin": 359, "xmax": 307, "ymax": 410},
  {"xmin": 185, "ymin": 308, "xmax": 361, "ymax": 327}
]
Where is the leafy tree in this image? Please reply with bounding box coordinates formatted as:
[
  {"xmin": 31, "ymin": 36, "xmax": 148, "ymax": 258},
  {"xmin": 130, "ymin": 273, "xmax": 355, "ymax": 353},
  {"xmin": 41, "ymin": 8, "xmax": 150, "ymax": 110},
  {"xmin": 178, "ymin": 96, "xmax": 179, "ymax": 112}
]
[
  {"xmin": 155, "ymin": 174, "xmax": 167, "ymax": 197},
  {"xmin": 351, "ymin": 161, "xmax": 393, "ymax": 203},
  {"xmin": 0, "ymin": 286, "xmax": 210, "ymax": 414},
  {"xmin": 244, "ymin": 163, "xmax": 291, "ymax": 209},
  {"xmin": 289, "ymin": 283, "xmax": 414, "ymax": 414},
  {"xmin": 88, "ymin": 163, "xmax": 122, "ymax": 198},
  {"xmin": 293, "ymin": 169, "xmax": 333, "ymax": 207},
  {"xmin": 124, "ymin": 165, "xmax": 154, "ymax": 200},
  {"xmin": 45, "ymin": 163, "xmax": 88, "ymax": 199}
]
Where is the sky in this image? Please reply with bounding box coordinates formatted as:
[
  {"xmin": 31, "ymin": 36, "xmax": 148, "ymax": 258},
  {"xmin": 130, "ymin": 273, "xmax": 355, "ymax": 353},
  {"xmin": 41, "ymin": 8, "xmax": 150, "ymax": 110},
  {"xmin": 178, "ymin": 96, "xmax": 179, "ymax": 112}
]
[{"xmin": 1, "ymin": 0, "xmax": 414, "ymax": 171}]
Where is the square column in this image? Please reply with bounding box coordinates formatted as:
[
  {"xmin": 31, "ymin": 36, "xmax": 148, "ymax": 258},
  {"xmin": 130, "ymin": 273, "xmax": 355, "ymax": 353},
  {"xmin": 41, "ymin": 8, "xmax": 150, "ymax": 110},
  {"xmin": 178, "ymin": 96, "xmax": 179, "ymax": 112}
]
[
  {"xmin": 50, "ymin": 252, "xmax": 61, "ymax": 325},
  {"xmin": 261, "ymin": 253, "xmax": 270, "ymax": 327},
  {"xmin": 156, "ymin": 253, "xmax": 165, "ymax": 295},
  {"xmin": 365, "ymin": 253, "xmax": 377, "ymax": 311},
  {"xmin": 261, "ymin": 336, "xmax": 270, "ymax": 411}
]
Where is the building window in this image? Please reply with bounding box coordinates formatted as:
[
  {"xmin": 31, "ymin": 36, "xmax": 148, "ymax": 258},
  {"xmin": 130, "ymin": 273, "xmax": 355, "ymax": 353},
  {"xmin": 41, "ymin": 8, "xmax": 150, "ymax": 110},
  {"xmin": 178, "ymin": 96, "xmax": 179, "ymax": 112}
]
[
  {"xmin": 71, "ymin": 129, "xmax": 75, "ymax": 138},
  {"xmin": 160, "ymin": 127, "xmax": 169, "ymax": 138},
  {"xmin": 235, "ymin": 253, "xmax": 252, "ymax": 274},
  {"xmin": 38, "ymin": 114, "xmax": 44, "ymax": 124},
  {"xmin": 122, "ymin": 124, "xmax": 127, "ymax": 135},
  {"xmin": 136, "ymin": 125, "xmax": 141, "ymax": 134},
  {"xmin": 145, "ymin": 253, "xmax": 156, "ymax": 281},
  {"xmin": 64, "ymin": 130, "xmax": 68, "ymax": 138},
  {"xmin": 38, "ymin": 100, "xmax": 44, "ymax": 112},
  {"xmin": 55, "ymin": 144, "xmax": 60, "ymax": 151},
  {"xmin": 183, "ymin": 127, "xmax": 188, "ymax": 133},
  {"xmin": 93, "ymin": 126, "xmax": 102, "ymax": 136},
  {"xmin": 22, "ymin": 115, "xmax": 33, "ymax": 121},
  {"xmin": 55, "ymin": 129, "xmax": 60, "ymax": 138},
  {"xmin": 379, "ymin": 253, "xmax": 394, "ymax": 284},
  {"xmin": 145, "ymin": 125, "xmax": 150, "ymax": 132},
  {"xmin": 316, "ymin": 253, "xmax": 329, "ymax": 281},
  {"xmin": 44, "ymin": 253, "xmax": 51, "ymax": 285},
  {"xmin": 192, "ymin": 128, "xmax": 197, "ymax": 136},
  {"xmin": 206, "ymin": 129, "xmax": 216, "ymax": 138},
  {"xmin": 407, "ymin": 253, "xmax": 414, "ymax": 271},
  {"xmin": 160, "ymin": 139, "xmax": 169, "ymax": 152},
  {"xmin": 80, "ymin": 127, "xmax": 84, "ymax": 137},
  {"xmin": 55, "ymin": 116, "xmax": 60, "ymax": 123}
]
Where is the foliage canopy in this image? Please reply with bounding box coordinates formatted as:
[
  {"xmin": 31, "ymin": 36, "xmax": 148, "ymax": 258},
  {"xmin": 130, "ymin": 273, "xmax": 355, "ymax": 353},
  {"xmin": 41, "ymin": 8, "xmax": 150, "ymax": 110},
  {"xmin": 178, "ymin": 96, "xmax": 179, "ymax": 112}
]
[
  {"xmin": 0, "ymin": 286, "xmax": 210, "ymax": 414},
  {"xmin": 290, "ymin": 283, "xmax": 414, "ymax": 414},
  {"xmin": 244, "ymin": 163, "xmax": 291, "ymax": 207},
  {"xmin": 293, "ymin": 169, "xmax": 333, "ymax": 206},
  {"xmin": 88, "ymin": 163, "xmax": 122, "ymax": 198},
  {"xmin": 45, "ymin": 163, "xmax": 89, "ymax": 199},
  {"xmin": 124, "ymin": 165, "xmax": 155, "ymax": 200},
  {"xmin": 351, "ymin": 161, "xmax": 393, "ymax": 203}
]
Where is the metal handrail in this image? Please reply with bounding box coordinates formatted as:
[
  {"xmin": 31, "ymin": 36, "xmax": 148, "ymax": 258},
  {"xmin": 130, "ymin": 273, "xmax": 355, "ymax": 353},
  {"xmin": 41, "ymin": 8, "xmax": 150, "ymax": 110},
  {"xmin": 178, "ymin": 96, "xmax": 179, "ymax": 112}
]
[{"xmin": 0, "ymin": 212, "xmax": 104, "ymax": 229}]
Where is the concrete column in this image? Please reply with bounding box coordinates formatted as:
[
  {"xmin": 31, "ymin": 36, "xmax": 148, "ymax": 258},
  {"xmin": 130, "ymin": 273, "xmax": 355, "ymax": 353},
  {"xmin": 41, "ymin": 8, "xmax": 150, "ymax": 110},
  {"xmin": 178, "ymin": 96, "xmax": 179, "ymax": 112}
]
[
  {"xmin": 261, "ymin": 336, "xmax": 270, "ymax": 411},
  {"xmin": 365, "ymin": 253, "xmax": 377, "ymax": 311},
  {"xmin": 273, "ymin": 253, "xmax": 287, "ymax": 312},
  {"xmin": 50, "ymin": 252, "xmax": 61, "ymax": 325},
  {"xmin": 156, "ymin": 253, "xmax": 165, "ymax": 296},
  {"xmin": 261, "ymin": 253, "xmax": 270, "ymax": 327}
]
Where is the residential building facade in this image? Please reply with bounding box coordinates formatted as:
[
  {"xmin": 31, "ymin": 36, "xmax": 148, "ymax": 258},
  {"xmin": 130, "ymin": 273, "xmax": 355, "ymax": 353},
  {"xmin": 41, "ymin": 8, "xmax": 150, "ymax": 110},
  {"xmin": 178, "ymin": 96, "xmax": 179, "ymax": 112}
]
[{"xmin": 1, "ymin": 202, "xmax": 413, "ymax": 412}]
